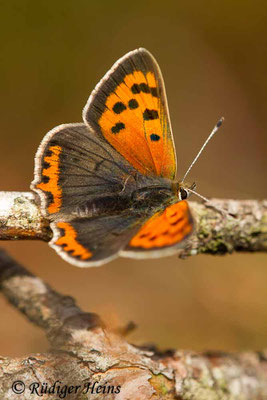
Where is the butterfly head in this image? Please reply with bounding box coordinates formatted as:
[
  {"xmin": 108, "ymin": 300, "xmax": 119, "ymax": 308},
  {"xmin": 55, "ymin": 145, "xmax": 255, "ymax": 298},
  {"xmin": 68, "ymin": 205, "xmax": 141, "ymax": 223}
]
[{"xmin": 177, "ymin": 181, "xmax": 196, "ymax": 201}]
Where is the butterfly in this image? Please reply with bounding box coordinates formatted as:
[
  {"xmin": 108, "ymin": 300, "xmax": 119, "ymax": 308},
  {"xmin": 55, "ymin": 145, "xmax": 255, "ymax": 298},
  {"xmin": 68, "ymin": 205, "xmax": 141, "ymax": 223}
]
[{"xmin": 31, "ymin": 48, "xmax": 197, "ymax": 267}]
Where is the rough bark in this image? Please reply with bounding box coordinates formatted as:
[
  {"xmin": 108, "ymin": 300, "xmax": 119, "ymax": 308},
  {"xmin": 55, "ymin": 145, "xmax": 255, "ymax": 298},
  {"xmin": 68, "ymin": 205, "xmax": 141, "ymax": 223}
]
[
  {"xmin": 0, "ymin": 191, "xmax": 50, "ymax": 241},
  {"xmin": 0, "ymin": 191, "xmax": 266, "ymax": 257},
  {"xmin": 0, "ymin": 249, "xmax": 267, "ymax": 400}
]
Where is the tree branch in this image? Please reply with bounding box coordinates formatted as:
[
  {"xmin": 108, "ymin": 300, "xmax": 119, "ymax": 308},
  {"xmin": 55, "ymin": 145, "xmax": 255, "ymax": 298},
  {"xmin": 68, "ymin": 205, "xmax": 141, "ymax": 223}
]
[
  {"xmin": 0, "ymin": 191, "xmax": 50, "ymax": 241},
  {"xmin": 0, "ymin": 191, "xmax": 266, "ymax": 256},
  {"xmin": 0, "ymin": 249, "xmax": 267, "ymax": 399}
]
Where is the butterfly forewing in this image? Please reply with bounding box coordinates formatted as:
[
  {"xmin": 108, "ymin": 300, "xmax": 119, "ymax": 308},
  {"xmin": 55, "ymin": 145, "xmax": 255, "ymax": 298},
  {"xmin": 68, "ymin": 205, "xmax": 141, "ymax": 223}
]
[
  {"xmin": 83, "ymin": 48, "xmax": 177, "ymax": 179},
  {"xmin": 31, "ymin": 123, "xmax": 143, "ymax": 218}
]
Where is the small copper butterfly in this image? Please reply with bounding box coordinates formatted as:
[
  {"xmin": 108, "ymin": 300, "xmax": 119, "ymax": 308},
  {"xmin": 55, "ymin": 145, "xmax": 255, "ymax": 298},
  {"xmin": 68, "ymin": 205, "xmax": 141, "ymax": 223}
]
[{"xmin": 31, "ymin": 48, "xmax": 199, "ymax": 267}]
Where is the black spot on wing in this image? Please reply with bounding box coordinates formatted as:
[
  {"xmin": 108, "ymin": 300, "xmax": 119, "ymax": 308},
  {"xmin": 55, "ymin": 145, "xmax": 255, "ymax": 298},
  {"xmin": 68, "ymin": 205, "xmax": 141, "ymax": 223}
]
[
  {"xmin": 139, "ymin": 83, "xmax": 150, "ymax": 93},
  {"xmin": 43, "ymin": 161, "xmax": 50, "ymax": 169},
  {"xmin": 42, "ymin": 175, "xmax": 50, "ymax": 184},
  {"xmin": 150, "ymin": 87, "xmax": 158, "ymax": 97},
  {"xmin": 131, "ymin": 84, "xmax": 141, "ymax": 94},
  {"xmin": 46, "ymin": 191, "xmax": 54, "ymax": 206},
  {"xmin": 111, "ymin": 122, "xmax": 125, "ymax": 134},
  {"xmin": 149, "ymin": 235, "xmax": 157, "ymax": 241},
  {"xmin": 170, "ymin": 216, "xmax": 184, "ymax": 226},
  {"xmin": 113, "ymin": 102, "xmax": 126, "ymax": 114},
  {"xmin": 45, "ymin": 149, "xmax": 53, "ymax": 157},
  {"xmin": 139, "ymin": 233, "xmax": 149, "ymax": 238},
  {"xmin": 130, "ymin": 83, "xmax": 159, "ymax": 97},
  {"xmin": 143, "ymin": 109, "xmax": 159, "ymax": 120},
  {"xmin": 128, "ymin": 99, "xmax": 139, "ymax": 109},
  {"xmin": 150, "ymin": 134, "xmax": 160, "ymax": 141}
]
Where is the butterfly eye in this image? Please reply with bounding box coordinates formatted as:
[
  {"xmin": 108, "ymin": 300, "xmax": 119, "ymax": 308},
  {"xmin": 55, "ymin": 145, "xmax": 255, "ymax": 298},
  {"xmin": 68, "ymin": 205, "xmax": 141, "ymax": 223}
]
[{"xmin": 179, "ymin": 188, "xmax": 188, "ymax": 200}]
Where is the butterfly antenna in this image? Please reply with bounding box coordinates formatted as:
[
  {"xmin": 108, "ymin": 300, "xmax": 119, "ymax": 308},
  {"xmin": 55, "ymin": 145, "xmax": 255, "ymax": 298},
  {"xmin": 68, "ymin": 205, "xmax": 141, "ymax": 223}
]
[
  {"xmin": 182, "ymin": 117, "xmax": 224, "ymax": 182},
  {"xmin": 187, "ymin": 187, "xmax": 229, "ymax": 216}
]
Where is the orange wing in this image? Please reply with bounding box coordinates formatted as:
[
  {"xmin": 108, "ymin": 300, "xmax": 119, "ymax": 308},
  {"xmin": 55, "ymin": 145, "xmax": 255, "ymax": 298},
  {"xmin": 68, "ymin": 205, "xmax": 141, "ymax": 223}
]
[
  {"xmin": 121, "ymin": 201, "xmax": 193, "ymax": 257},
  {"xmin": 83, "ymin": 48, "xmax": 177, "ymax": 179}
]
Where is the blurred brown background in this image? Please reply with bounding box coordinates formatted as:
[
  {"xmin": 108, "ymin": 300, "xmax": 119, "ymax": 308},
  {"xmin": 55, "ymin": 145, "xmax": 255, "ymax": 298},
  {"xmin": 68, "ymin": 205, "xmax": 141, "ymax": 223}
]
[{"xmin": 0, "ymin": 1, "xmax": 266, "ymax": 357}]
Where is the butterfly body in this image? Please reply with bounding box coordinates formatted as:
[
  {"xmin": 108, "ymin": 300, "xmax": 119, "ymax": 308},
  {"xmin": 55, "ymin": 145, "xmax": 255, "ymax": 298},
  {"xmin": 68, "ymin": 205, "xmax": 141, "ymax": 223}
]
[
  {"xmin": 72, "ymin": 177, "xmax": 176, "ymax": 219},
  {"xmin": 31, "ymin": 48, "xmax": 194, "ymax": 267}
]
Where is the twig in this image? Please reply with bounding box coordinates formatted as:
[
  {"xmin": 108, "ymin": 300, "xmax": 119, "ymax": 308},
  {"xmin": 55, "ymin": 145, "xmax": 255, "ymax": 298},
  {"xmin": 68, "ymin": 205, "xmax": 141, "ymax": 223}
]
[
  {"xmin": 0, "ymin": 191, "xmax": 266, "ymax": 257},
  {"xmin": 0, "ymin": 249, "xmax": 101, "ymax": 345},
  {"xmin": 0, "ymin": 249, "xmax": 267, "ymax": 400}
]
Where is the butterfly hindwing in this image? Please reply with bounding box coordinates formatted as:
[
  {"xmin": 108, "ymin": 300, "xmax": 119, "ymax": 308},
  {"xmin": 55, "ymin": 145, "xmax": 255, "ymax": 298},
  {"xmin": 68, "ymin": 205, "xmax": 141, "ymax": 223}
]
[
  {"xmin": 83, "ymin": 48, "xmax": 177, "ymax": 179},
  {"xmin": 50, "ymin": 201, "xmax": 193, "ymax": 267},
  {"xmin": 122, "ymin": 201, "xmax": 193, "ymax": 258},
  {"xmin": 50, "ymin": 212, "xmax": 144, "ymax": 267}
]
